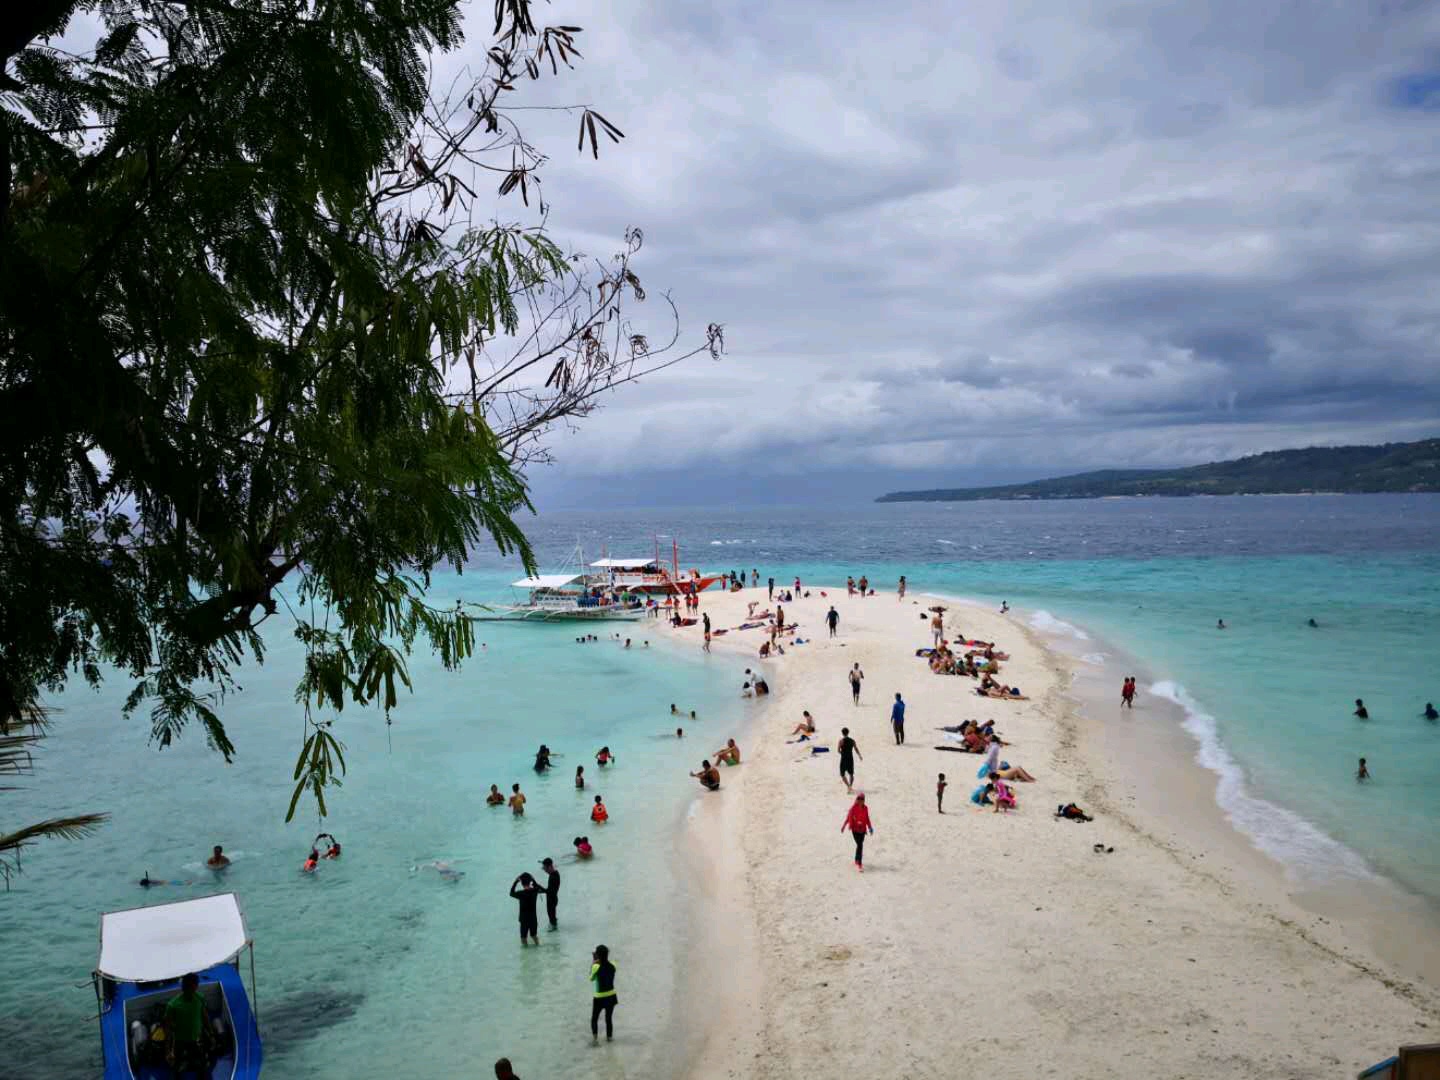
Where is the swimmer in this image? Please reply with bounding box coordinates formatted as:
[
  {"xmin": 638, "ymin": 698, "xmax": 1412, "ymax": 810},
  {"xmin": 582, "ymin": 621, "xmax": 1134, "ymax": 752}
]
[
  {"xmin": 205, "ymin": 845, "xmax": 230, "ymax": 869},
  {"xmin": 1426, "ymin": 703, "xmax": 1438, "ymax": 721},
  {"xmin": 595, "ymin": 746, "xmax": 615, "ymax": 767},
  {"xmin": 573, "ymin": 836, "xmax": 594, "ymax": 859},
  {"xmin": 1357, "ymin": 757, "xmax": 1370, "ymax": 781},
  {"xmin": 495, "ymin": 1058, "xmax": 519, "ymax": 1080},
  {"xmin": 1308, "ymin": 618, "xmax": 1319, "ymax": 628},
  {"xmin": 676, "ymin": 727, "xmax": 684, "ymax": 738},
  {"xmin": 1217, "ymin": 618, "xmax": 1226, "ymax": 630},
  {"xmin": 713, "ymin": 739, "xmax": 741, "ymax": 765},
  {"xmin": 415, "ymin": 860, "xmax": 465, "ymax": 882},
  {"xmin": 591, "ymin": 795, "xmax": 609, "ymax": 823},
  {"xmin": 689, "ymin": 709, "xmax": 696, "ymax": 720},
  {"xmin": 302, "ymin": 849, "xmax": 319, "ymax": 873},
  {"xmin": 534, "ymin": 744, "xmax": 553, "ymax": 772},
  {"xmin": 671, "ymin": 704, "xmax": 679, "ymax": 715},
  {"xmin": 575, "ymin": 765, "xmax": 585, "ymax": 789},
  {"xmin": 509, "ymin": 783, "xmax": 526, "ymax": 816},
  {"xmin": 486, "ymin": 784, "xmax": 505, "ymax": 806},
  {"xmin": 1000, "ymin": 601, "xmax": 1009, "ymax": 614},
  {"xmin": 1354, "ymin": 698, "xmax": 1369, "ymax": 720},
  {"xmin": 323, "ymin": 839, "xmax": 341, "ymax": 859}
]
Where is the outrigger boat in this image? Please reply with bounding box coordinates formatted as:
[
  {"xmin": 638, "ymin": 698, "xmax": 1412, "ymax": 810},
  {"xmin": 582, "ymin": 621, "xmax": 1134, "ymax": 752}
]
[
  {"xmin": 468, "ymin": 572, "xmax": 649, "ymax": 622},
  {"xmin": 93, "ymin": 893, "xmax": 262, "ymax": 1079},
  {"xmin": 590, "ymin": 538, "xmax": 722, "ymax": 596}
]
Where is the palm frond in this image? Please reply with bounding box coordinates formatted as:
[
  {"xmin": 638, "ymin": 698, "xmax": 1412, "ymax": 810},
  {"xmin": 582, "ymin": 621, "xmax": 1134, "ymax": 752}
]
[{"xmin": 0, "ymin": 813, "xmax": 110, "ymax": 853}]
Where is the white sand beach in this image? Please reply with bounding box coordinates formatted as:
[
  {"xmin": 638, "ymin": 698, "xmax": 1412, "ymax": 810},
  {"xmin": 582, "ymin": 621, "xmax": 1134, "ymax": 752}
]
[{"xmin": 672, "ymin": 584, "xmax": 1440, "ymax": 1079}]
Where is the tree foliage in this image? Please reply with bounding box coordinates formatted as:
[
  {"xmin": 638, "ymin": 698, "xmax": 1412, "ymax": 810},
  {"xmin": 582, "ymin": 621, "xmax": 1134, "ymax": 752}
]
[{"xmin": 0, "ymin": 0, "xmax": 721, "ymax": 833}]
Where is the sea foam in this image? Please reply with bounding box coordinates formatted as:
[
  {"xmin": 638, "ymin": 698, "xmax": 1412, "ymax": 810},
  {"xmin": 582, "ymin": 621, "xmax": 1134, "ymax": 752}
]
[
  {"xmin": 1149, "ymin": 681, "xmax": 1375, "ymax": 884},
  {"xmin": 1028, "ymin": 610, "xmax": 1091, "ymax": 640}
]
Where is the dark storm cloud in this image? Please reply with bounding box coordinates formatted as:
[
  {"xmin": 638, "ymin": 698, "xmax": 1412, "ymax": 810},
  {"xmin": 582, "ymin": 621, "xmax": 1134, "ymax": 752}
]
[{"xmin": 434, "ymin": 0, "xmax": 1440, "ymax": 497}]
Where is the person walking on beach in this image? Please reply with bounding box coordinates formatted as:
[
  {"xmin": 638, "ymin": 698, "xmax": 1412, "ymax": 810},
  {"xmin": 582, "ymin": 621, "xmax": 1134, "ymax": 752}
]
[
  {"xmin": 891, "ymin": 692, "xmax": 906, "ymax": 745},
  {"xmin": 1121, "ymin": 677, "xmax": 1135, "ymax": 709},
  {"xmin": 703, "ymin": 611, "xmax": 712, "ymax": 652},
  {"xmin": 937, "ymin": 772, "xmax": 947, "ymax": 813},
  {"xmin": 849, "ymin": 663, "xmax": 864, "ymax": 705},
  {"xmin": 930, "ymin": 610, "xmax": 944, "ymax": 647},
  {"xmin": 510, "ymin": 873, "xmax": 544, "ymax": 945},
  {"xmin": 589, "ymin": 945, "xmax": 619, "ymax": 1041},
  {"xmin": 826, "ymin": 605, "xmax": 839, "ymax": 638},
  {"xmin": 540, "ymin": 857, "xmax": 561, "ymax": 930},
  {"xmin": 1357, "ymin": 757, "xmax": 1371, "ymax": 781},
  {"xmin": 897, "ymin": 575, "xmax": 906, "ymax": 600},
  {"xmin": 509, "ymin": 783, "xmax": 526, "ymax": 816},
  {"xmin": 838, "ymin": 727, "xmax": 861, "ymax": 792},
  {"xmin": 841, "ymin": 792, "xmax": 874, "ymax": 872},
  {"xmin": 858, "ymin": 574, "xmax": 869, "ymax": 597}
]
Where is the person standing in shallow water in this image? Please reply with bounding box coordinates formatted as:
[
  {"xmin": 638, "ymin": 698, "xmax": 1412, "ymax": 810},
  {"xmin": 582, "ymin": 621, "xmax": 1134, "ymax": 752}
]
[
  {"xmin": 589, "ymin": 945, "xmax": 618, "ymax": 1042},
  {"xmin": 510, "ymin": 873, "xmax": 544, "ymax": 945},
  {"xmin": 897, "ymin": 575, "xmax": 906, "ymax": 600},
  {"xmin": 1357, "ymin": 757, "xmax": 1371, "ymax": 781},
  {"xmin": 1354, "ymin": 699, "xmax": 1369, "ymax": 720}
]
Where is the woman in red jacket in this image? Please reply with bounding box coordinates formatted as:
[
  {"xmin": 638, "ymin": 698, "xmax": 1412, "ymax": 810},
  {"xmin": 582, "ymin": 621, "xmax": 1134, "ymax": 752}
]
[{"xmin": 841, "ymin": 792, "xmax": 874, "ymax": 872}]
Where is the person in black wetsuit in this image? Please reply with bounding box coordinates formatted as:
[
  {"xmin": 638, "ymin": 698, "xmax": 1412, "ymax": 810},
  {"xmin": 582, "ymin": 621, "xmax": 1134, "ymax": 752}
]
[
  {"xmin": 540, "ymin": 857, "xmax": 561, "ymax": 931},
  {"xmin": 534, "ymin": 745, "xmax": 553, "ymax": 772},
  {"xmin": 1354, "ymin": 699, "xmax": 1369, "ymax": 720},
  {"xmin": 510, "ymin": 873, "xmax": 544, "ymax": 945},
  {"xmin": 1425, "ymin": 703, "xmax": 1438, "ymax": 721},
  {"xmin": 589, "ymin": 945, "xmax": 618, "ymax": 1041}
]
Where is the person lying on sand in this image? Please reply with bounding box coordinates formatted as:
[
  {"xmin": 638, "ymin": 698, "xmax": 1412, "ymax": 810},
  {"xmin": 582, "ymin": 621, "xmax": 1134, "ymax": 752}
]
[
  {"xmin": 990, "ymin": 765, "xmax": 1036, "ymax": 782},
  {"xmin": 1056, "ymin": 803, "xmax": 1093, "ymax": 822}
]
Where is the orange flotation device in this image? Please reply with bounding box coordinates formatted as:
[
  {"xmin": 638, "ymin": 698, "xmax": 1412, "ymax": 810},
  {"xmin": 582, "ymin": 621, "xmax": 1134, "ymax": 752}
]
[{"xmin": 591, "ymin": 802, "xmax": 609, "ymax": 823}]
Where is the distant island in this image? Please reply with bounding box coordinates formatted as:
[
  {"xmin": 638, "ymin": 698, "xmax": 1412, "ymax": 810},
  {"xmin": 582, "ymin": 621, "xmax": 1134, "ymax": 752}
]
[{"xmin": 876, "ymin": 437, "xmax": 1440, "ymax": 503}]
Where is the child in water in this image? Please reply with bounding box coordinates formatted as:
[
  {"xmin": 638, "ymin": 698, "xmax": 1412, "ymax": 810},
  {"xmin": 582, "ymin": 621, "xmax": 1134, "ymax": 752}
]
[
  {"xmin": 302, "ymin": 849, "xmax": 319, "ymax": 873},
  {"xmin": 575, "ymin": 765, "xmax": 585, "ymax": 790},
  {"xmin": 595, "ymin": 746, "xmax": 615, "ymax": 767},
  {"xmin": 573, "ymin": 836, "xmax": 594, "ymax": 859},
  {"xmin": 486, "ymin": 784, "xmax": 505, "ymax": 806},
  {"xmin": 591, "ymin": 795, "xmax": 609, "ymax": 824},
  {"xmin": 1357, "ymin": 757, "xmax": 1371, "ymax": 781}
]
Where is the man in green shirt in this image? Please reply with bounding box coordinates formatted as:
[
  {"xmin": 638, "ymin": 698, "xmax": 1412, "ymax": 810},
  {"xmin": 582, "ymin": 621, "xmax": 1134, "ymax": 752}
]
[{"xmin": 164, "ymin": 972, "xmax": 209, "ymax": 1071}]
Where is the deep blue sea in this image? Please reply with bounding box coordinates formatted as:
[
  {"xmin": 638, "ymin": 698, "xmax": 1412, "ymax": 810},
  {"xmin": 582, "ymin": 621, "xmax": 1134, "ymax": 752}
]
[{"xmin": 3, "ymin": 493, "xmax": 1438, "ymax": 1076}]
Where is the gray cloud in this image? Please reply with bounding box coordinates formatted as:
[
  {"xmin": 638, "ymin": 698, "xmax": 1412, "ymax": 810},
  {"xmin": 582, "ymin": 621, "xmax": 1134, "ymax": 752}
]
[{"xmin": 439, "ymin": 0, "xmax": 1440, "ymax": 501}]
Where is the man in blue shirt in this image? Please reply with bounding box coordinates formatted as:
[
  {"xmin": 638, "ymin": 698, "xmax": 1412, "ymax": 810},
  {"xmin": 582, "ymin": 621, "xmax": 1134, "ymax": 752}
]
[{"xmin": 891, "ymin": 692, "xmax": 906, "ymax": 745}]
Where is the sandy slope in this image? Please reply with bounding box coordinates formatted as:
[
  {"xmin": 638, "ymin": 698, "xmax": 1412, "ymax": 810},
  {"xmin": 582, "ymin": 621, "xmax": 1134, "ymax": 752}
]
[{"xmin": 673, "ymin": 583, "xmax": 1440, "ymax": 1080}]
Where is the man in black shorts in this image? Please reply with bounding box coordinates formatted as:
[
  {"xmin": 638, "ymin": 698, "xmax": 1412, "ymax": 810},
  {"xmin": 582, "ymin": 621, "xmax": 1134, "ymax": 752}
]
[{"xmin": 837, "ymin": 727, "xmax": 861, "ymax": 793}]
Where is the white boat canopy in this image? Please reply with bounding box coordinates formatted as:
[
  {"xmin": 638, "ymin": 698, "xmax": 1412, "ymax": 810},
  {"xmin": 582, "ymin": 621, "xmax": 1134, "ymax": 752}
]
[
  {"xmin": 511, "ymin": 573, "xmax": 586, "ymax": 589},
  {"xmin": 588, "ymin": 558, "xmax": 659, "ymax": 569},
  {"xmin": 98, "ymin": 893, "xmax": 250, "ymax": 982}
]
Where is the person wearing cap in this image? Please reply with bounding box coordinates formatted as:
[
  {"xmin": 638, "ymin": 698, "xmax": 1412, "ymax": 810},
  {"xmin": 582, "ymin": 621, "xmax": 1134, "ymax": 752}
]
[
  {"xmin": 540, "ymin": 857, "xmax": 561, "ymax": 930},
  {"xmin": 841, "ymin": 791, "xmax": 874, "ymax": 872}
]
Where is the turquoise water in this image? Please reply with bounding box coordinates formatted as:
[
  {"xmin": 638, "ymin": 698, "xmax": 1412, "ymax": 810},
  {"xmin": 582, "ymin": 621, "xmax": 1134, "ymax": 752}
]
[
  {"xmin": 5, "ymin": 496, "xmax": 1440, "ymax": 1076},
  {"xmin": 1, "ymin": 570, "xmax": 748, "ymax": 1077}
]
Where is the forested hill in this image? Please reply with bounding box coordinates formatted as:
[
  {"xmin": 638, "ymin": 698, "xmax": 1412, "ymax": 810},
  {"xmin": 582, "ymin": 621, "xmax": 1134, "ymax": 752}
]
[{"xmin": 875, "ymin": 438, "xmax": 1440, "ymax": 502}]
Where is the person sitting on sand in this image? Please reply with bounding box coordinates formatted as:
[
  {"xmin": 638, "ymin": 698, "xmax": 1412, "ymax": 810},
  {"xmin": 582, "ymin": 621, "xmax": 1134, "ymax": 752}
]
[
  {"xmin": 742, "ymin": 682, "xmax": 754, "ymax": 698},
  {"xmin": 691, "ymin": 760, "xmax": 721, "ymax": 791},
  {"xmin": 789, "ymin": 711, "xmax": 817, "ymax": 738},
  {"xmin": 993, "ymin": 778, "xmax": 1017, "ymax": 812},
  {"xmin": 759, "ymin": 640, "xmax": 772, "ymax": 658},
  {"xmin": 573, "ymin": 836, "xmax": 594, "ymax": 859},
  {"xmin": 971, "ymin": 782, "xmax": 994, "ymax": 806},
  {"xmin": 487, "ymin": 784, "xmax": 505, "ymax": 806},
  {"xmin": 714, "ymin": 739, "xmax": 741, "ymax": 766},
  {"xmin": 205, "ymin": 845, "xmax": 230, "ymax": 869},
  {"xmin": 754, "ymin": 678, "xmax": 770, "ymax": 696}
]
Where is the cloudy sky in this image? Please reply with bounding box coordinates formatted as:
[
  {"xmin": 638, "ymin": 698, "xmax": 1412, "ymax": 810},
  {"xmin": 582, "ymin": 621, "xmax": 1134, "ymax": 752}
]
[{"xmin": 446, "ymin": 0, "xmax": 1440, "ymax": 505}]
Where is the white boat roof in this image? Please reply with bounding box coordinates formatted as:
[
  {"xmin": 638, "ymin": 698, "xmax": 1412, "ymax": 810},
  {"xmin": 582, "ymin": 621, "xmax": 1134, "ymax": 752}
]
[
  {"xmin": 98, "ymin": 893, "xmax": 249, "ymax": 982},
  {"xmin": 589, "ymin": 558, "xmax": 660, "ymax": 568},
  {"xmin": 511, "ymin": 573, "xmax": 586, "ymax": 589}
]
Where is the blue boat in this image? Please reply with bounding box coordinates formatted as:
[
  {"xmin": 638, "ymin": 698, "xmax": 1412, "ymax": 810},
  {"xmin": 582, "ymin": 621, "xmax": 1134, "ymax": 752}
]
[{"xmin": 93, "ymin": 893, "xmax": 262, "ymax": 1078}]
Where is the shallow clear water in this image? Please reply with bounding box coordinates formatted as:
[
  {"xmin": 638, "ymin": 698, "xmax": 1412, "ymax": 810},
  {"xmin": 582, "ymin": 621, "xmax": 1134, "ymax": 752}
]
[
  {"xmin": 4, "ymin": 494, "xmax": 1439, "ymax": 1076},
  {"xmin": 1, "ymin": 571, "xmax": 747, "ymax": 1077}
]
